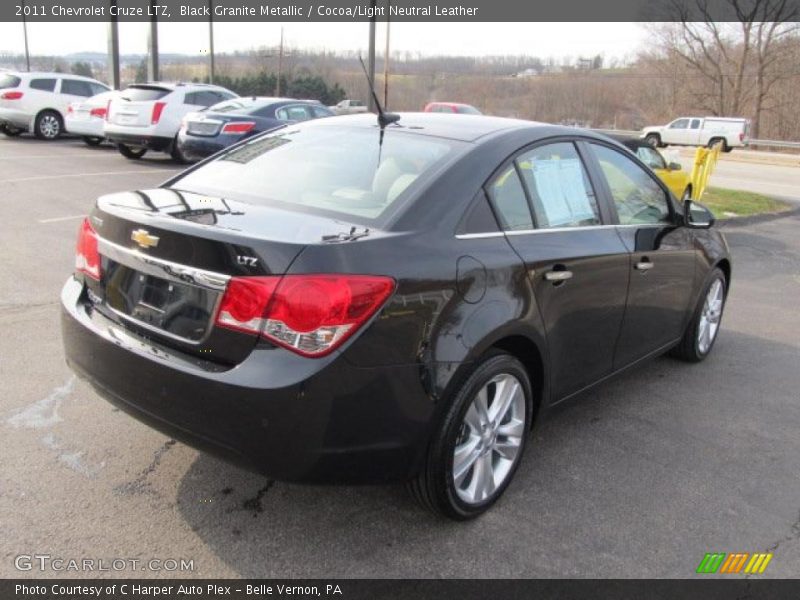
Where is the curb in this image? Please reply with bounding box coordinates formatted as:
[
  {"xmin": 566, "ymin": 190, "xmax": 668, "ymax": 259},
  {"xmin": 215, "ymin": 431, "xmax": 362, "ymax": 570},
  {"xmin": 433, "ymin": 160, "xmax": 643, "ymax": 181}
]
[{"xmin": 717, "ymin": 206, "xmax": 800, "ymax": 228}]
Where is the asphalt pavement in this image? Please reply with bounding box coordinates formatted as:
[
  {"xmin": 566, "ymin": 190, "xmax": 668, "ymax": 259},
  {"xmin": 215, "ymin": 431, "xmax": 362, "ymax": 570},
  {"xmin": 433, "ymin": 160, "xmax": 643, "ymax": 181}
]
[{"xmin": 1, "ymin": 136, "xmax": 798, "ymax": 579}]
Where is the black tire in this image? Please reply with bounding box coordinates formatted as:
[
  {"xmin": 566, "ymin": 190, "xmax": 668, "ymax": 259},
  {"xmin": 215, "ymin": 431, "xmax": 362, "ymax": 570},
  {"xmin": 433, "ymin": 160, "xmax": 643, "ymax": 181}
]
[
  {"xmin": 170, "ymin": 137, "xmax": 188, "ymax": 164},
  {"xmin": 645, "ymin": 133, "xmax": 662, "ymax": 148},
  {"xmin": 34, "ymin": 110, "xmax": 63, "ymax": 140},
  {"xmin": 408, "ymin": 351, "xmax": 533, "ymax": 520},
  {"xmin": 1, "ymin": 124, "xmax": 23, "ymax": 137},
  {"xmin": 117, "ymin": 143, "xmax": 147, "ymax": 160},
  {"xmin": 708, "ymin": 137, "xmax": 728, "ymax": 152},
  {"xmin": 670, "ymin": 268, "xmax": 727, "ymax": 363},
  {"xmin": 82, "ymin": 136, "xmax": 104, "ymax": 147}
]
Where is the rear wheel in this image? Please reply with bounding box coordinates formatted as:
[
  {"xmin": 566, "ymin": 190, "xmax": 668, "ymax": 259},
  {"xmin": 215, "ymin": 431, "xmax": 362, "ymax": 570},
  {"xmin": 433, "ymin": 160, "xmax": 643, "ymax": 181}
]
[
  {"xmin": 645, "ymin": 133, "xmax": 662, "ymax": 148},
  {"xmin": 34, "ymin": 110, "xmax": 63, "ymax": 140},
  {"xmin": 408, "ymin": 352, "xmax": 532, "ymax": 520},
  {"xmin": 170, "ymin": 137, "xmax": 188, "ymax": 164},
  {"xmin": 82, "ymin": 136, "xmax": 104, "ymax": 147},
  {"xmin": 671, "ymin": 268, "xmax": 726, "ymax": 362},
  {"xmin": 708, "ymin": 137, "xmax": 728, "ymax": 152},
  {"xmin": 118, "ymin": 143, "xmax": 147, "ymax": 159}
]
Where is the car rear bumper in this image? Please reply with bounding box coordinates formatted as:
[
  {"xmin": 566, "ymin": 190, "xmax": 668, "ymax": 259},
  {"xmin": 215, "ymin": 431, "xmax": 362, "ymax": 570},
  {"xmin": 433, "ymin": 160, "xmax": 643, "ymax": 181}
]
[
  {"xmin": 61, "ymin": 276, "xmax": 434, "ymax": 483},
  {"xmin": 105, "ymin": 131, "xmax": 173, "ymax": 152},
  {"xmin": 176, "ymin": 133, "xmax": 228, "ymax": 161},
  {"xmin": 0, "ymin": 107, "xmax": 31, "ymax": 130},
  {"xmin": 65, "ymin": 117, "xmax": 104, "ymax": 138}
]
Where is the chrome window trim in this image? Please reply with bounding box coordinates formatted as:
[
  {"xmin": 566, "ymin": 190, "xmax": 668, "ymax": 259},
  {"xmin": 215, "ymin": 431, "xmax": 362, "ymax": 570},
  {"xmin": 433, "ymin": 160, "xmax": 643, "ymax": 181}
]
[
  {"xmin": 455, "ymin": 222, "xmax": 668, "ymax": 240},
  {"xmin": 97, "ymin": 237, "xmax": 230, "ymax": 291}
]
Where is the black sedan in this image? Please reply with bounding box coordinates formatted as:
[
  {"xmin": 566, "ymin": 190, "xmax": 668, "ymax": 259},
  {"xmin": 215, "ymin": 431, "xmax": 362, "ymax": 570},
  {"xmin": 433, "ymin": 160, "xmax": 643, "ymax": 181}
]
[
  {"xmin": 176, "ymin": 97, "xmax": 333, "ymax": 162},
  {"xmin": 61, "ymin": 113, "xmax": 730, "ymax": 519}
]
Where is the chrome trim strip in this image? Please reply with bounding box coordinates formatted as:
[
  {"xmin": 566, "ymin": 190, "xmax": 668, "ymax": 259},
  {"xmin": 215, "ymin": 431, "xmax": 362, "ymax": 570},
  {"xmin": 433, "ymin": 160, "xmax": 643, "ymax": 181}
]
[
  {"xmin": 106, "ymin": 304, "xmax": 218, "ymax": 346},
  {"xmin": 97, "ymin": 237, "xmax": 230, "ymax": 291},
  {"xmin": 456, "ymin": 222, "xmax": 668, "ymax": 239}
]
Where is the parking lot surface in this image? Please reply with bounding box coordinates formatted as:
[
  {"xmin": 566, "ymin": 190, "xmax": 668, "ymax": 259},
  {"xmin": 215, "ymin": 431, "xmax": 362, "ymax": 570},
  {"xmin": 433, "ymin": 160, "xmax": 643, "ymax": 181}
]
[{"xmin": 1, "ymin": 136, "xmax": 799, "ymax": 578}]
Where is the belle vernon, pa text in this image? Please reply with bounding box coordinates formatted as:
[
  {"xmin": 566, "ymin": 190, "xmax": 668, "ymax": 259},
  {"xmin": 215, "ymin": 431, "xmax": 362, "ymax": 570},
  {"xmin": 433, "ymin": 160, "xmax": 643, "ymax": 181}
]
[{"xmin": 16, "ymin": 583, "xmax": 344, "ymax": 597}]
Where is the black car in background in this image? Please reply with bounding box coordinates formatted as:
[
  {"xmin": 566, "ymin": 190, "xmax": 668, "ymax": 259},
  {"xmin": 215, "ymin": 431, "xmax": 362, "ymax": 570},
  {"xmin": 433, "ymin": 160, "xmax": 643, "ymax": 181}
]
[
  {"xmin": 62, "ymin": 114, "xmax": 731, "ymax": 519},
  {"xmin": 176, "ymin": 97, "xmax": 334, "ymax": 161}
]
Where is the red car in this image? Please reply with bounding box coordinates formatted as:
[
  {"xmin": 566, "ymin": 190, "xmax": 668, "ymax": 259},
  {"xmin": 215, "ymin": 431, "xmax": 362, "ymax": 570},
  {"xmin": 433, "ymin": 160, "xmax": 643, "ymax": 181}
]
[{"xmin": 423, "ymin": 102, "xmax": 481, "ymax": 115}]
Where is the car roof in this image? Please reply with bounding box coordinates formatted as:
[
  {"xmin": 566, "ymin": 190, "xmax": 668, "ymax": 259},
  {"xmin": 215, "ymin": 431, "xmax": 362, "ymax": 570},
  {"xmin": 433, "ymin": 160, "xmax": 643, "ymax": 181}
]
[
  {"xmin": 12, "ymin": 71, "xmax": 103, "ymax": 82},
  {"xmin": 428, "ymin": 102, "xmax": 474, "ymax": 108},
  {"xmin": 306, "ymin": 112, "xmax": 602, "ymax": 143},
  {"xmin": 129, "ymin": 82, "xmax": 230, "ymax": 92}
]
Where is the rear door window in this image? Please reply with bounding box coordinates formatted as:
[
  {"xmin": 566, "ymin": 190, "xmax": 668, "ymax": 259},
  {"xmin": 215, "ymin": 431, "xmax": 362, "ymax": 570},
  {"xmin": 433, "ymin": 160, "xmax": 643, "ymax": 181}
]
[
  {"xmin": 515, "ymin": 142, "xmax": 601, "ymax": 229},
  {"xmin": 61, "ymin": 79, "xmax": 93, "ymax": 97},
  {"xmin": 276, "ymin": 105, "xmax": 314, "ymax": 121},
  {"xmin": 29, "ymin": 78, "xmax": 57, "ymax": 92},
  {"xmin": 0, "ymin": 74, "xmax": 21, "ymax": 89}
]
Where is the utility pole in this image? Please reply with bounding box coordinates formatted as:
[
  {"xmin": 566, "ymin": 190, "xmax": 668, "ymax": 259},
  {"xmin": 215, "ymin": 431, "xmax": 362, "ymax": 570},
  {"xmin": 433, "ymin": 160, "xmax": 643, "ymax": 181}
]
[
  {"xmin": 108, "ymin": 0, "xmax": 121, "ymax": 89},
  {"xmin": 208, "ymin": 0, "xmax": 215, "ymax": 84},
  {"xmin": 147, "ymin": 0, "xmax": 159, "ymax": 82},
  {"xmin": 275, "ymin": 27, "xmax": 284, "ymax": 96},
  {"xmin": 21, "ymin": 0, "xmax": 31, "ymax": 71},
  {"xmin": 367, "ymin": 2, "xmax": 376, "ymax": 111},
  {"xmin": 383, "ymin": 2, "xmax": 390, "ymax": 108}
]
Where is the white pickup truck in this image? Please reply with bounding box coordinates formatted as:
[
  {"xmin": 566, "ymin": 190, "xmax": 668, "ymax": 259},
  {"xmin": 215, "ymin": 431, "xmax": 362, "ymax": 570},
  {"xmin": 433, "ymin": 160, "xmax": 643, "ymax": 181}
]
[
  {"xmin": 329, "ymin": 99, "xmax": 368, "ymax": 116},
  {"xmin": 641, "ymin": 117, "xmax": 750, "ymax": 153}
]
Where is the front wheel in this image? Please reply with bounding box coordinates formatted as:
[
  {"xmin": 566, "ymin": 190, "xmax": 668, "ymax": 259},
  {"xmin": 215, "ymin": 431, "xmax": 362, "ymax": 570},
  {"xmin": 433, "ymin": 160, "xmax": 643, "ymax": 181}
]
[
  {"xmin": 117, "ymin": 143, "xmax": 147, "ymax": 159},
  {"xmin": 408, "ymin": 352, "xmax": 532, "ymax": 520},
  {"xmin": 670, "ymin": 268, "xmax": 727, "ymax": 362}
]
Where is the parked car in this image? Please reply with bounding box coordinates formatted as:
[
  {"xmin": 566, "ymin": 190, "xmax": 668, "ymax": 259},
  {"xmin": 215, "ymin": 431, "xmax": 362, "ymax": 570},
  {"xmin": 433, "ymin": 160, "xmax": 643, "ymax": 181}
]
[
  {"xmin": 618, "ymin": 138, "xmax": 693, "ymax": 200},
  {"xmin": 65, "ymin": 90, "xmax": 120, "ymax": 146},
  {"xmin": 0, "ymin": 71, "xmax": 110, "ymax": 139},
  {"xmin": 329, "ymin": 98, "xmax": 367, "ymax": 115},
  {"xmin": 61, "ymin": 114, "xmax": 730, "ymax": 520},
  {"xmin": 424, "ymin": 102, "xmax": 482, "ymax": 115},
  {"xmin": 104, "ymin": 82, "xmax": 238, "ymax": 161},
  {"xmin": 641, "ymin": 116, "xmax": 749, "ymax": 152},
  {"xmin": 177, "ymin": 97, "xmax": 333, "ymax": 162}
]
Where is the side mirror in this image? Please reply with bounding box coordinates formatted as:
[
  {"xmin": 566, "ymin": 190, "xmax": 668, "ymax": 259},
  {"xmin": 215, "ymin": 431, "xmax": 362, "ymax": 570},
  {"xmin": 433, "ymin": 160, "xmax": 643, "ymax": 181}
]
[
  {"xmin": 668, "ymin": 162, "xmax": 682, "ymax": 171},
  {"xmin": 684, "ymin": 199, "xmax": 715, "ymax": 229}
]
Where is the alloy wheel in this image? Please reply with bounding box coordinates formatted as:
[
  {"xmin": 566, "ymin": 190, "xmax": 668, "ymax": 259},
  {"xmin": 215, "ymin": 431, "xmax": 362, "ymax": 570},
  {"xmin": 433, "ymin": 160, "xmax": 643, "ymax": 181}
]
[
  {"xmin": 698, "ymin": 279, "xmax": 724, "ymax": 354},
  {"xmin": 40, "ymin": 114, "xmax": 60, "ymax": 139},
  {"xmin": 452, "ymin": 373, "xmax": 526, "ymax": 504}
]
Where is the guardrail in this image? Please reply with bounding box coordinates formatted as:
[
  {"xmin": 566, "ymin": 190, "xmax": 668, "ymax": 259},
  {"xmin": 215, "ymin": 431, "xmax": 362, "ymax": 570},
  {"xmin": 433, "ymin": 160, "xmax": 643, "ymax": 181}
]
[{"xmin": 590, "ymin": 129, "xmax": 800, "ymax": 151}]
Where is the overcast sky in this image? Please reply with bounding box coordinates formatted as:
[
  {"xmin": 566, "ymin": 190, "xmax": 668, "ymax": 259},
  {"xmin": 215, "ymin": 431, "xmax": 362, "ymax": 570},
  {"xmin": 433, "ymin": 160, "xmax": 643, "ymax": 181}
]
[{"xmin": 0, "ymin": 22, "xmax": 646, "ymax": 60}]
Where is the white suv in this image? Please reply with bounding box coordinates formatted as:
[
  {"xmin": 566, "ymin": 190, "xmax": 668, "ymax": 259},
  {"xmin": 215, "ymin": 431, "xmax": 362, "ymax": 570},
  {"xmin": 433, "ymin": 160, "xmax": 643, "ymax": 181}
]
[
  {"xmin": 105, "ymin": 82, "xmax": 238, "ymax": 161},
  {"xmin": 0, "ymin": 72, "xmax": 110, "ymax": 140}
]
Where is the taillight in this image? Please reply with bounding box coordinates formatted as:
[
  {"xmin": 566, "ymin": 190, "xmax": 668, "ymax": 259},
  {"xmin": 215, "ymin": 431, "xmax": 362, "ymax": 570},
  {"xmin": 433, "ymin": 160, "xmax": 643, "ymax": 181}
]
[
  {"xmin": 75, "ymin": 218, "xmax": 101, "ymax": 281},
  {"xmin": 90, "ymin": 107, "xmax": 107, "ymax": 119},
  {"xmin": 67, "ymin": 105, "xmax": 74, "ymax": 115},
  {"xmin": 151, "ymin": 101, "xmax": 166, "ymax": 124},
  {"xmin": 221, "ymin": 121, "xmax": 256, "ymax": 134},
  {"xmin": 1, "ymin": 91, "xmax": 23, "ymax": 100},
  {"xmin": 215, "ymin": 274, "xmax": 395, "ymax": 357},
  {"xmin": 739, "ymin": 132, "xmax": 744, "ymax": 142}
]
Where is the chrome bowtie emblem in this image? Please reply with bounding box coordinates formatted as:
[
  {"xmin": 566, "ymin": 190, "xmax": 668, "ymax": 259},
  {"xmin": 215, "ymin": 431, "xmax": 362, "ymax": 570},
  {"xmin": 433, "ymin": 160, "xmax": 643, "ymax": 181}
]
[{"xmin": 131, "ymin": 229, "xmax": 159, "ymax": 249}]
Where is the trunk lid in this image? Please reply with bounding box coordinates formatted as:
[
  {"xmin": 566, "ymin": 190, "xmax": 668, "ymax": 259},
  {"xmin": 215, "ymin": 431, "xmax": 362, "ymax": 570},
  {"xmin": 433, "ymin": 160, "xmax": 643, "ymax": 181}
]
[{"xmin": 86, "ymin": 188, "xmax": 365, "ymax": 365}]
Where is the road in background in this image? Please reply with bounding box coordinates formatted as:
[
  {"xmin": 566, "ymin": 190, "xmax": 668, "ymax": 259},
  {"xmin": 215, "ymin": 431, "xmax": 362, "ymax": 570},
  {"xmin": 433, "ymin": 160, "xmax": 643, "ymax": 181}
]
[{"xmin": 1, "ymin": 136, "xmax": 799, "ymax": 578}]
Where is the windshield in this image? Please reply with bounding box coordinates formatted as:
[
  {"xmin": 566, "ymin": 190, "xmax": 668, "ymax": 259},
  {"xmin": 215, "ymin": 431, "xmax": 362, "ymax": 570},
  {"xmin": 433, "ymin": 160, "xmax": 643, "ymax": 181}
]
[{"xmin": 172, "ymin": 124, "xmax": 463, "ymax": 224}]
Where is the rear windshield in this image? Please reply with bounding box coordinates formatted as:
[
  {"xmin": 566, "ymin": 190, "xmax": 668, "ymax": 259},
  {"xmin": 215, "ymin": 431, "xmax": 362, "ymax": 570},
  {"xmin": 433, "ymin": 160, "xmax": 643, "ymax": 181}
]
[
  {"xmin": 0, "ymin": 74, "xmax": 21, "ymax": 89},
  {"xmin": 457, "ymin": 105, "xmax": 481, "ymax": 115},
  {"xmin": 120, "ymin": 86, "xmax": 170, "ymax": 102},
  {"xmin": 172, "ymin": 124, "xmax": 463, "ymax": 223},
  {"xmin": 209, "ymin": 99, "xmax": 256, "ymax": 113}
]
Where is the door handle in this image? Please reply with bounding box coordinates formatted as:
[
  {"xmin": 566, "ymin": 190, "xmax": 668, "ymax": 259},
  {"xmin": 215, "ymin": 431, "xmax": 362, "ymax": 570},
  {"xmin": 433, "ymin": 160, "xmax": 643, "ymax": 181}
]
[
  {"xmin": 545, "ymin": 270, "xmax": 573, "ymax": 282},
  {"xmin": 635, "ymin": 259, "xmax": 654, "ymax": 271}
]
